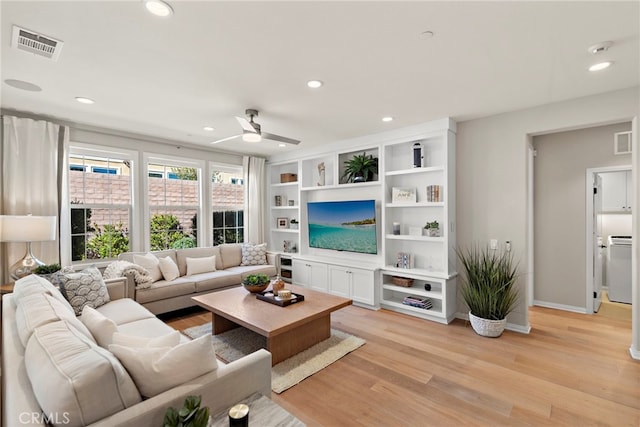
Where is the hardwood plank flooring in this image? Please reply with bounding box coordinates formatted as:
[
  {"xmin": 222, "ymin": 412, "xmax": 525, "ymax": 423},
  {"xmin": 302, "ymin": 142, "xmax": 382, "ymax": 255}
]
[{"xmin": 165, "ymin": 305, "xmax": 639, "ymax": 426}]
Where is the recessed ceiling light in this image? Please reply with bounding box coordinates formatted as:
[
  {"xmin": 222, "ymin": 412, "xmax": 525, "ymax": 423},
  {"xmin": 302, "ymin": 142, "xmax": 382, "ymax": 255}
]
[
  {"xmin": 420, "ymin": 31, "xmax": 435, "ymax": 39},
  {"xmin": 307, "ymin": 80, "xmax": 323, "ymax": 89},
  {"xmin": 203, "ymin": 126, "xmax": 215, "ymax": 132},
  {"xmin": 75, "ymin": 97, "xmax": 95, "ymax": 104},
  {"xmin": 144, "ymin": 0, "xmax": 173, "ymax": 17},
  {"xmin": 278, "ymin": 143, "xmax": 286, "ymax": 148},
  {"xmin": 587, "ymin": 41, "xmax": 613, "ymax": 55},
  {"xmin": 4, "ymin": 79, "xmax": 42, "ymax": 92},
  {"xmin": 382, "ymin": 116, "xmax": 394, "ymax": 122},
  {"xmin": 589, "ymin": 61, "xmax": 613, "ymax": 72}
]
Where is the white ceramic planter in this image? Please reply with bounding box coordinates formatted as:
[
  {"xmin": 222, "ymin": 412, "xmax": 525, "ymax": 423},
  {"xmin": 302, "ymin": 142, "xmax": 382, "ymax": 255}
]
[{"xmin": 468, "ymin": 312, "xmax": 506, "ymax": 337}]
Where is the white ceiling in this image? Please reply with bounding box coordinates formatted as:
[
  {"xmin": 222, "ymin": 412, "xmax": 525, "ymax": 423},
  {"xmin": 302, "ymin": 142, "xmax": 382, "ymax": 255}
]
[{"xmin": 1, "ymin": 1, "xmax": 638, "ymax": 157}]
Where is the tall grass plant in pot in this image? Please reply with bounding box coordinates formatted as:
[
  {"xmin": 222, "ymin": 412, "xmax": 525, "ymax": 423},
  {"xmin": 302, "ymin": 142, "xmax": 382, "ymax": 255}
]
[{"xmin": 456, "ymin": 245, "xmax": 519, "ymax": 337}]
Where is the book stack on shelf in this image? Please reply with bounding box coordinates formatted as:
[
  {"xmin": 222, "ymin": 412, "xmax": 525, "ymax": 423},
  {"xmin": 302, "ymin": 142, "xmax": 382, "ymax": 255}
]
[
  {"xmin": 426, "ymin": 185, "xmax": 443, "ymax": 202},
  {"xmin": 402, "ymin": 295, "xmax": 433, "ymax": 310}
]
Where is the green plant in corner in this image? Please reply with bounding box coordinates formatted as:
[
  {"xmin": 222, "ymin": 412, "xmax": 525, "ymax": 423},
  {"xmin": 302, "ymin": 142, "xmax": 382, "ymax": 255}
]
[
  {"xmin": 33, "ymin": 264, "xmax": 61, "ymax": 275},
  {"xmin": 163, "ymin": 395, "xmax": 210, "ymax": 427},
  {"xmin": 456, "ymin": 245, "xmax": 519, "ymax": 322},
  {"xmin": 341, "ymin": 152, "xmax": 378, "ymax": 183}
]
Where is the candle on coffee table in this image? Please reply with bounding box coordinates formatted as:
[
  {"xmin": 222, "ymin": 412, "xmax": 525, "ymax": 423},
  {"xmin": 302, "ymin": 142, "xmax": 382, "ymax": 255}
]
[{"xmin": 228, "ymin": 403, "xmax": 249, "ymax": 427}]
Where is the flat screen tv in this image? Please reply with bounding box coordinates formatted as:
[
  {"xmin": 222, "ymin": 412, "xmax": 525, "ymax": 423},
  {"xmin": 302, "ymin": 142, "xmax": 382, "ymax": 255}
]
[{"xmin": 307, "ymin": 199, "xmax": 377, "ymax": 254}]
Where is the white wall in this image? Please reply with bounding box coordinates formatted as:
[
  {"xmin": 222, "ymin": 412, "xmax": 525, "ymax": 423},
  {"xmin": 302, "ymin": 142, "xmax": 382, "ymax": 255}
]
[
  {"xmin": 457, "ymin": 86, "xmax": 639, "ymax": 330},
  {"xmin": 532, "ymin": 122, "xmax": 631, "ymax": 310}
]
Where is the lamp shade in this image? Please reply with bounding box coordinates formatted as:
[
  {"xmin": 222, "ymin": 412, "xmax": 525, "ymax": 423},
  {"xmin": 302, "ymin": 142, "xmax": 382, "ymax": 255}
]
[{"xmin": 0, "ymin": 215, "xmax": 57, "ymax": 242}]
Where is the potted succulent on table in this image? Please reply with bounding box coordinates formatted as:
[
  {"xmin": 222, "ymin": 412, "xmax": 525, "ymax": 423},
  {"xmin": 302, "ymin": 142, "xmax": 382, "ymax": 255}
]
[
  {"xmin": 341, "ymin": 152, "xmax": 378, "ymax": 183},
  {"xmin": 423, "ymin": 221, "xmax": 440, "ymax": 237},
  {"xmin": 456, "ymin": 245, "xmax": 519, "ymax": 337},
  {"xmin": 242, "ymin": 273, "xmax": 270, "ymax": 293}
]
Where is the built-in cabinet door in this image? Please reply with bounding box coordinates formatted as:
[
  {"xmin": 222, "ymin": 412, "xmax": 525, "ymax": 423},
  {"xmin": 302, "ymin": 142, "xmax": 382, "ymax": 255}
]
[
  {"xmin": 601, "ymin": 171, "xmax": 629, "ymax": 212},
  {"xmin": 328, "ymin": 266, "xmax": 351, "ymax": 298},
  {"xmin": 293, "ymin": 259, "xmax": 328, "ymax": 291},
  {"xmin": 350, "ymin": 268, "xmax": 375, "ymax": 306},
  {"xmin": 292, "ymin": 259, "xmax": 310, "ymax": 287},
  {"xmin": 625, "ymin": 170, "xmax": 633, "ymax": 212}
]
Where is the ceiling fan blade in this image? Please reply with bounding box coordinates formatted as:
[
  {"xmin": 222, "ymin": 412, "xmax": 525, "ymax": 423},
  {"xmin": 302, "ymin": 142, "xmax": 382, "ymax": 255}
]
[
  {"xmin": 236, "ymin": 116, "xmax": 258, "ymax": 133},
  {"xmin": 210, "ymin": 134, "xmax": 241, "ymax": 144},
  {"xmin": 262, "ymin": 132, "xmax": 301, "ymax": 145}
]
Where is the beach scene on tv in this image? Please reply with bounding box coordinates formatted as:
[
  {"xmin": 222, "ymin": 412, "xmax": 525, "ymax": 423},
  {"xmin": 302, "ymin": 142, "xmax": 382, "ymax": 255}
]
[{"xmin": 307, "ymin": 200, "xmax": 377, "ymax": 254}]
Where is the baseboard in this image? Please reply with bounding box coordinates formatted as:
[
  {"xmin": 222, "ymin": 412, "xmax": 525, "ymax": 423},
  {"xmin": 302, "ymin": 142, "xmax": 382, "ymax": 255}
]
[
  {"xmin": 533, "ymin": 300, "xmax": 587, "ymax": 314},
  {"xmin": 630, "ymin": 345, "xmax": 640, "ymax": 360},
  {"xmin": 455, "ymin": 312, "xmax": 530, "ymax": 334}
]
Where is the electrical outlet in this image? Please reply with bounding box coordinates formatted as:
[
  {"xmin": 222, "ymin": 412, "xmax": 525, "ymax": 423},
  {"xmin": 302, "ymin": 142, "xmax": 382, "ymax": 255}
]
[{"xmin": 490, "ymin": 239, "xmax": 498, "ymax": 250}]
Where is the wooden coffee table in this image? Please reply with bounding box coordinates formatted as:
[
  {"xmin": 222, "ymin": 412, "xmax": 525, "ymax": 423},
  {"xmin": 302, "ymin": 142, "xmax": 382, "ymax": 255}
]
[{"xmin": 192, "ymin": 285, "xmax": 351, "ymax": 365}]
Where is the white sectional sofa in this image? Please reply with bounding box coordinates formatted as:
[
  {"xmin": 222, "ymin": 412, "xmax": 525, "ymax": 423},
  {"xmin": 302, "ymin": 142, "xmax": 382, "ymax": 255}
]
[
  {"xmin": 2, "ymin": 274, "xmax": 272, "ymax": 427},
  {"xmin": 118, "ymin": 244, "xmax": 278, "ymax": 315}
]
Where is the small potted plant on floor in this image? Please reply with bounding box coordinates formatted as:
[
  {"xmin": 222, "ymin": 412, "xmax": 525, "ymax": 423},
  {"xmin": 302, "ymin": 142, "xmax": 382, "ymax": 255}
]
[
  {"xmin": 423, "ymin": 221, "xmax": 440, "ymax": 237},
  {"xmin": 341, "ymin": 152, "xmax": 378, "ymax": 183},
  {"xmin": 456, "ymin": 245, "xmax": 519, "ymax": 337},
  {"xmin": 242, "ymin": 273, "xmax": 270, "ymax": 293}
]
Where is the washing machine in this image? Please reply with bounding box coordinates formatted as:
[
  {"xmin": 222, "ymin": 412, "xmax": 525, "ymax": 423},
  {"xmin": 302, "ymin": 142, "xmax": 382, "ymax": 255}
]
[{"xmin": 607, "ymin": 235, "xmax": 632, "ymax": 304}]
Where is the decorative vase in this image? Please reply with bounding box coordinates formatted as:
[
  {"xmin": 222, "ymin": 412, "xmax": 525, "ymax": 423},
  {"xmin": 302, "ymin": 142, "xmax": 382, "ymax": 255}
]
[
  {"xmin": 317, "ymin": 162, "xmax": 325, "ymax": 186},
  {"xmin": 270, "ymin": 275, "xmax": 285, "ymax": 293},
  {"xmin": 468, "ymin": 312, "xmax": 506, "ymax": 338}
]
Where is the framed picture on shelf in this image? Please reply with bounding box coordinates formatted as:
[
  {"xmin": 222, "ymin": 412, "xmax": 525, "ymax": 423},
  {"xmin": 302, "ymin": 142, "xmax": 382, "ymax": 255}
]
[
  {"xmin": 392, "ymin": 187, "xmax": 417, "ymax": 203},
  {"xmin": 277, "ymin": 217, "xmax": 288, "ymax": 229}
]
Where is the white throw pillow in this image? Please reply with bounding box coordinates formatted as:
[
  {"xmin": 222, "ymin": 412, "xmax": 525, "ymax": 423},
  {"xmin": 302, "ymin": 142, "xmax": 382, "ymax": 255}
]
[
  {"xmin": 186, "ymin": 256, "xmax": 216, "ymax": 276},
  {"xmin": 81, "ymin": 306, "xmax": 118, "ymax": 348},
  {"xmin": 133, "ymin": 253, "xmax": 162, "ymax": 282},
  {"xmin": 109, "ymin": 335, "xmax": 218, "ymax": 397},
  {"xmin": 158, "ymin": 256, "xmax": 180, "ymax": 281},
  {"xmin": 111, "ymin": 331, "xmax": 181, "ymax": 348},
  {"xmin": 240, "ymin": 243, "xmax": 267, "ymax": 266}
]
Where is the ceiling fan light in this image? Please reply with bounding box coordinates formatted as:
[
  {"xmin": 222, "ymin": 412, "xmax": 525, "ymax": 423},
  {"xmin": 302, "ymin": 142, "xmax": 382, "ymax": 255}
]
[{"xmin": 242, "ymin": 132, "xmax": 262, "ymax": 143}]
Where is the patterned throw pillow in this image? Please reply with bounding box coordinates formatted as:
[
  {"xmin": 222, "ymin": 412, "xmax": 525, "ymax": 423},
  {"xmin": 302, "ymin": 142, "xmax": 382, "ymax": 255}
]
[
  {"xmin": 240, "ymin": 243, "xmax": 267, "ymax": 266},
  {"xmin": 58, "ymin": 266, "xmax": 111, "ymax": 315}
]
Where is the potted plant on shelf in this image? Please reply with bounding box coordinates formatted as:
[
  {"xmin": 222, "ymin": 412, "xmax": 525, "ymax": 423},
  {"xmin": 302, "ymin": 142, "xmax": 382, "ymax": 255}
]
[
  {"xmin": 456, "ymin": 245, "xmax": 519, "ymax": 337},
  {"xmin": 290, "ymin": 218, "xmax": 299, "ymax": 230},
  {"xmin": 242, "ymin": 273, "xmax": 270, "ymax": 293},
  {"xmin": 163, "ymin": 395, "xmax": 210, "ymax": 427},
  {"xmin": 341, "ymin": 152, "xmax": 378, "ymax": 183},
  {"xmin": 423, "ymin": 221, "xmax": 440, "ymax": 237}
]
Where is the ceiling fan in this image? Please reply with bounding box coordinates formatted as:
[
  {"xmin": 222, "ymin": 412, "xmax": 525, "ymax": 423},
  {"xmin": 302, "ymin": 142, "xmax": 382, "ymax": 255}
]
[{"xmin": 211, "ymin": 109, "xmax": 301, "ymax": 145}]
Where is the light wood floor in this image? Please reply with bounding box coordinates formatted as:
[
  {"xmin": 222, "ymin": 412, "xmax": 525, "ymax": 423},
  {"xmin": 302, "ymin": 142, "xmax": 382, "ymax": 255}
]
[{"xmin": 165, "ymin": 305, "xmax": 639, "ymax": 426}]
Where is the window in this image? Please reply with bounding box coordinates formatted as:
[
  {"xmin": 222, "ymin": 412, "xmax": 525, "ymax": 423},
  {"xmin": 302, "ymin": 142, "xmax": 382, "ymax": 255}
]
[
  {"xmin": 211, "ymin": 167, "xmax": 244, "ymax": 244},
  {"xmin": 69, "ymin": 154, "xmax": 131, "ymax": 261},
  {"xmin": 148, "ymin": 163, "xmax": 199, "ymax": 250}
]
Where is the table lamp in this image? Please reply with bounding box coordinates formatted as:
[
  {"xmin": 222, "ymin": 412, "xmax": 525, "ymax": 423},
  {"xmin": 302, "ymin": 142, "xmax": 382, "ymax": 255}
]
[{"xmin": 0, "ymin": 215, "xmax": 57, "ymax": 280}]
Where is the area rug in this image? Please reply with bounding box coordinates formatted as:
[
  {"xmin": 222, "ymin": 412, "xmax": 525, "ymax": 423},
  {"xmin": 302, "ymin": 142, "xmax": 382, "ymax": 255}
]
[{"xmin": 182, "ymin": 323, "xmax": 365, "ymax": 393}]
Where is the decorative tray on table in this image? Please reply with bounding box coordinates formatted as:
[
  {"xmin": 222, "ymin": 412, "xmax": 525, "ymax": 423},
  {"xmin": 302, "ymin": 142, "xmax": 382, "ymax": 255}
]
[{"xmin": 256, "ymin": 290, "xmax": 305, "ymax": 307}]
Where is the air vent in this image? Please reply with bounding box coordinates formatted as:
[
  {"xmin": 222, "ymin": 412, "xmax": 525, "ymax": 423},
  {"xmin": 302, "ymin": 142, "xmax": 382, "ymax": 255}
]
[
  {"xmin": 11, "ymin": 26, "xmax": 63, "ymax": 61},
  {"xmin": 614, "ymin": 131, "xmax": 632, "ymax": 155}
]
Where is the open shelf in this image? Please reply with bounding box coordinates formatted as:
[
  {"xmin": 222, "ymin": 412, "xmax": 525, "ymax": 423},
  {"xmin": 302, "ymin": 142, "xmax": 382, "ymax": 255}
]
[
  {"xmin": 385, "ymin": 234, "xmax": 444, "ymax": 242},
  {"xmin": 385, "ymin": 166, "xmax": 445, "ymax": 176},
  {"xmin": 385, "ymin": 202, "xmax": 444, "ymax": 208}
]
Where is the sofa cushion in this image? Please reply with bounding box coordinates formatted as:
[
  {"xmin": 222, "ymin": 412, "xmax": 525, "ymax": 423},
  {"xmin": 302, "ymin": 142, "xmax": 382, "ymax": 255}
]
[
  {"xmin": 81, "ymin": 306, "xmax": 118, "ymax": 348},
  {"xmin": 186, "ymin": 255, "xmax": 217, "ymax": 276},
  {"xmin": 109, "ymin": 334, "xmax": 218, "ymax": 397},
  {"xmin": 134, "ymin": 278, "xmax": 196, "ymax": 304},
  {"xmin": 116, "ymin": 318, "xmax": 187, "ymax": 342},
  {"xmin": 58, "ymin": 266, "xmax": 111, "ymax": 315},
  {"xmin": 191, "ymin": 270, "xmax": 243, "ymax": 293},
  {"xmin": 227, "ymin": 264, "xmax": 277, "ymax": 279},
  {"xmin": 132, "ymin": 252, "xmax": 163, "ymax": 282},
  {"xmin": 220, "ymin": 243, "xmax": 243, "ymax": 269},
  {"xmin": 112, "ymin": 330, "xmax": 181, "ymax": 348},
  {"xmin": 16, "ymin": 293, "xmax": 95, "ymax": 347},
  {"xmin": 158, "ymin": 256, "xmax": 180, "ymax": 281},
  {"xmin": 176, "ymin": 247, "xmax": 221, "ymax": 276},
  {"xmin": 240, "ymin": 243, "xmax": 268, "ymax": 266},
  {"xmin": 25, "ymin": 320, "xmax": 141, "ymax": 427},
  {"xmin": 95, "ymin": 298, "xmax": 156, "ymax": 325},
  {"xmin": 13, "ymin": 273, "xmax": 73, "ymax": 312}
]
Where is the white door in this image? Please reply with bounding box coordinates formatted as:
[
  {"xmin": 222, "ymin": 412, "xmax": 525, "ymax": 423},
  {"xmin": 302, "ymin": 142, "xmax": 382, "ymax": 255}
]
[{"xmin": 593, "ymin": 175, "xmax": 603, "ymax": 313}]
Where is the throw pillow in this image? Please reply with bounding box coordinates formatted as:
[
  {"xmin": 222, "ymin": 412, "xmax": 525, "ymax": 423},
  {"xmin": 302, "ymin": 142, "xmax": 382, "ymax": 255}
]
[
  {"xmin": 109, "ymin": 335, "xmax": 218, "ymax": 397},
  {"xmin": 81, "ymin": 306, "xmax": 118, "ymax": 348},
  {"xmin": 186, "ymin": 256, "xmax": 216, "ymax": 276},
  {"xmin": 57, "ymin": 266, "xmax": 111, "ymax": 316},
  {"xmin": 158, "ymin": 256, "xmax": 180, "ymax": 281},
  {"xmin": 111, "ymin": 331, "xmax": 181, "ymax": 348},
  {"xmin": 240, "ymin": 243, "xmax": 267, "ymax": 266},
  {"xmin": 132, "ymin": 252, "xmax": 162, "ymax": 282}
]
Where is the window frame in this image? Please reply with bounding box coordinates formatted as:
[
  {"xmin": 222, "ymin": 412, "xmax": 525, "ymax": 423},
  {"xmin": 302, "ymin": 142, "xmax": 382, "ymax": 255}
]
[{"xmin": 210, "ymin": 162, "xmax": 245, "ymax": 245}]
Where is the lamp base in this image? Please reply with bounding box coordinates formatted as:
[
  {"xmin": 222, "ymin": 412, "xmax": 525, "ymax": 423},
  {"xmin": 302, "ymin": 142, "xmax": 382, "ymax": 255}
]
[{"xmin": 9, "ymin": 243, "xmax": 46, "ymax": 281}]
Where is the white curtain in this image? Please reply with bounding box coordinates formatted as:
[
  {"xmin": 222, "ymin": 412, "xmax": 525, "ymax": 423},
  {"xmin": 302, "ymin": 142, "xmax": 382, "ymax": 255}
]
[
  {"xmin": 243, "ymin": 156, "xmax": 266, "ymax": 244},
  {"xmin": 1, "ymin": 116, "xmax": 64, "ymax": 283}
]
